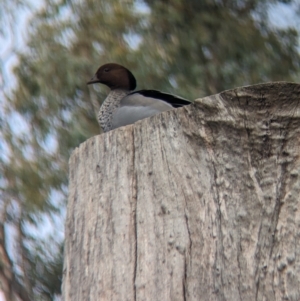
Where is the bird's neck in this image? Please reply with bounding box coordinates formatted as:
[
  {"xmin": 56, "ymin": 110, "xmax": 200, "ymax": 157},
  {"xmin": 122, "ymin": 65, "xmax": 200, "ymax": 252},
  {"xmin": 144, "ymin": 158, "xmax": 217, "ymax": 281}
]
[
  {"xmin": 98, "ymin": 89, "xmax": 130, "ymax": 132},
  {"xmin": 106, "ymin": 89, "xmax": 129, "ymax": 103}
]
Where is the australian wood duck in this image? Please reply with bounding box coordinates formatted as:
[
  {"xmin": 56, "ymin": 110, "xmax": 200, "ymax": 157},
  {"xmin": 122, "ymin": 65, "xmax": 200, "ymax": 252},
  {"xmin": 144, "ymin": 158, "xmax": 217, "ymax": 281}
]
[{"xmin": 87, "ymin": 63, "xmax": 191, "ymax": 132}]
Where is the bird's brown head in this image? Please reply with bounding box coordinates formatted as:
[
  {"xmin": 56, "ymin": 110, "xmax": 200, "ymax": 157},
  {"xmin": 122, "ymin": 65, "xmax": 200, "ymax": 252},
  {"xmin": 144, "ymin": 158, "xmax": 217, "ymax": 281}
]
[{"xmin": 87, "ymin": 63, "xmax": 136, "ymax": 91}]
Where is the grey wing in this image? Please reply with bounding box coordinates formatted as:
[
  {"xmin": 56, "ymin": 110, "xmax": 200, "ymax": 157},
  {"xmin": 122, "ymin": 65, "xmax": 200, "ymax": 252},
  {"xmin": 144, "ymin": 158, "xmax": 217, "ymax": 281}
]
[{"xmin": 111, "ymin": 93, "xmax": 173, "ymax": 130}]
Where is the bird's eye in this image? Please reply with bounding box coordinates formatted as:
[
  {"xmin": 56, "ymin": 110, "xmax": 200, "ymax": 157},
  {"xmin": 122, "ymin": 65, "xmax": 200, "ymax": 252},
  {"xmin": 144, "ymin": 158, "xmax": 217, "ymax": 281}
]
[{"xmin": 104, "ymin": 68, "xmax": 109, "ymax": 72}]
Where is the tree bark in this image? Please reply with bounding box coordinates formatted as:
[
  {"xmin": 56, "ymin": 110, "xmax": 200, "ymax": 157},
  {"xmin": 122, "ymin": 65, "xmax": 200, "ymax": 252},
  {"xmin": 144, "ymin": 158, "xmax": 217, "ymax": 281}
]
[{"xmin": 63, "ymin": 82, "xmax": 300, "ymax": 301}]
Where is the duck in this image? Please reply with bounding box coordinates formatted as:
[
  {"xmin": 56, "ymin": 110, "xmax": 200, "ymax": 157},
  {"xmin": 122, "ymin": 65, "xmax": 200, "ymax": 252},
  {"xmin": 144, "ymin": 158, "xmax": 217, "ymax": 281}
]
[{"xmin": 87, "ymin": 63, "xmax": 191, "ymax": 132}]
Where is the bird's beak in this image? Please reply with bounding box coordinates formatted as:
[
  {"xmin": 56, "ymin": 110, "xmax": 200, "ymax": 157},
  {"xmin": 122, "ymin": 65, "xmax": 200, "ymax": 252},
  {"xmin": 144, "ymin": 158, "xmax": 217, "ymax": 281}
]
[{"xmin": 87, "ymin": 74, "xmax": 99, "ymax": 85}]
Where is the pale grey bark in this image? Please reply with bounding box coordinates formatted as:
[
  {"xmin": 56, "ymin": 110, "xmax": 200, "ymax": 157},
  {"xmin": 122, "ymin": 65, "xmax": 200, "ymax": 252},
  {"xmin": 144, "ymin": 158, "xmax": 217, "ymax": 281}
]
[{"xmin": 63, "ymin": 82, "xmax": 300, "ymax": 301}]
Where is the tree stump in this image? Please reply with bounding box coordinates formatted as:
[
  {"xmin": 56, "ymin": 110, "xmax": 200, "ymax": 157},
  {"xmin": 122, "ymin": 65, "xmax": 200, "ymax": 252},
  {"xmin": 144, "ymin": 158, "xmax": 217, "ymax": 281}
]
[{"xmin": 63, "ymin": 82, "xmax": 300, "ymax": 301}]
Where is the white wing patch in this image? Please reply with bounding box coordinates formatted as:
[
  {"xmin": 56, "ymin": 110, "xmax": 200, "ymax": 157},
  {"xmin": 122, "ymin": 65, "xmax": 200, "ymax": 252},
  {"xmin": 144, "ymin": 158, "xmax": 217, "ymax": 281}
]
[{"xmin": 111, "ymin": 94, "xmax": 173, "ymax": 130}]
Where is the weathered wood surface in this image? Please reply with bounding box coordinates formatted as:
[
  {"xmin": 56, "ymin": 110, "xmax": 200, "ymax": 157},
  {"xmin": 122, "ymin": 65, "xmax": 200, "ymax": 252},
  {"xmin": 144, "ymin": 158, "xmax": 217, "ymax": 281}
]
[{"xmin": 63, "ymin": 82, "xmax": 300, "ymax": 301}]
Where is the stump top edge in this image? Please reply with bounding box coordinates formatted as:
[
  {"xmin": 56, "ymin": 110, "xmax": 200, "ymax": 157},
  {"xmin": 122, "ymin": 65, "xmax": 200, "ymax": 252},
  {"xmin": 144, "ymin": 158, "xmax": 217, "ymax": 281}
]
[
  {"xmin": 195, "ymin": 81, "xmax": 300, "ymax": 103},
  {"xmin": 70, "ymin": 81, "xmax": 300, "ymax": 162}
]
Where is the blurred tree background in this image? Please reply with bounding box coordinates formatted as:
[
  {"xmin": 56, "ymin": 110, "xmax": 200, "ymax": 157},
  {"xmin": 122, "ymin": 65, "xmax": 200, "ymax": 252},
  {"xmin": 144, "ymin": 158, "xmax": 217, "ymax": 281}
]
[{"xmin": 0, "ymin": 0, "xmax": 299, "ymax": 300}]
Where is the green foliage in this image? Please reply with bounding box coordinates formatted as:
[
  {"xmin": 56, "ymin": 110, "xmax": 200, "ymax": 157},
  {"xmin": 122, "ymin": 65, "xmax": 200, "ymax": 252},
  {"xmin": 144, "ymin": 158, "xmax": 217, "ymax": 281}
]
[
  {"xmin": 1, "ymin": 0, "xmax": 299, "ymax": 300},
  {"xmin": 27, "ymin": 240, "xmax": 63, "ymax": 300},
  {"xmin": 138, "ymin": 0, "xmax": 299, "ymax": 97}
]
